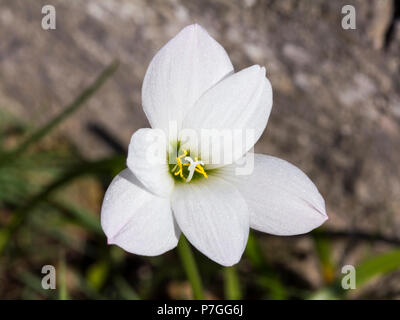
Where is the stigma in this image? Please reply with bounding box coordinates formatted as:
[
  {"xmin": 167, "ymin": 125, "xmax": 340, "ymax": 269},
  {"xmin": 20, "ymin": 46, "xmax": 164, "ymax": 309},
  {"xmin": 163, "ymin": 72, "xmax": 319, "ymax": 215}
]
[{"xmin": 171, "ymin": 149, "xmax": 208, "ymax": 183}]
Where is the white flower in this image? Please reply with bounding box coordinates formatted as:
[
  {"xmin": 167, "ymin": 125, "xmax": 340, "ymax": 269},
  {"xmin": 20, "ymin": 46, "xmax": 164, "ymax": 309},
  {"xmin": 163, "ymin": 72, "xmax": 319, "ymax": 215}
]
[{"xmin": 101, "ymin": 24, "xmax": 328, "ymax": 266}]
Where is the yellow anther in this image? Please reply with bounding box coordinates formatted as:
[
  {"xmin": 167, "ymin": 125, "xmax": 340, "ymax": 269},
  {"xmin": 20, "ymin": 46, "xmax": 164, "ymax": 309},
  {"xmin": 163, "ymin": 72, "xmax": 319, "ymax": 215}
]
[
  {"xmin": 180, "ymin": 150, "xmax": 187, "ymax": 158},
  {"xmin": 172, "ymin": 150, "xmax": 187, "ymax": 180},
  {"xmin": 195, "ymin": 165, "xmax": 208, "ymax": 178},
  {"xmin": 193, "ymin": 156, "xmax": 207, "ymax": 178},
  {"xmin": 171, "ymin": 150, "xmax": 207, "ymax": 181}
]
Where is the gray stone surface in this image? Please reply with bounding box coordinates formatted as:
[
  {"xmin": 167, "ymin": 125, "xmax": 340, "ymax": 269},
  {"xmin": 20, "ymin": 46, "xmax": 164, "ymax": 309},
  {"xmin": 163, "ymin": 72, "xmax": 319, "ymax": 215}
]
[{"xmin": 1, "ymin": 0, "xmax": 400, "ymax": 289}]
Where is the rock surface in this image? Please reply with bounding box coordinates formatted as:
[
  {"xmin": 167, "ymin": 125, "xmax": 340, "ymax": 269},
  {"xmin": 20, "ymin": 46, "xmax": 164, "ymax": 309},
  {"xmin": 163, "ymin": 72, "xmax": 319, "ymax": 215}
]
[{"xmin": 0, "ymin": 0, "xmax": 399, "ymax": 296}]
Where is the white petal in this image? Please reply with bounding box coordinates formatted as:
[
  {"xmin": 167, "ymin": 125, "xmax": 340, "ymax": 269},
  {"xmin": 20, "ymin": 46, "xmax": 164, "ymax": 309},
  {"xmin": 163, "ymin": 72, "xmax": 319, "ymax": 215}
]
[
  {"xmin": 101, "ymin": 169, "xmax": 180, "ymax": 256},
  {"xmin": 127, "ymin": 128, "xmax": 174, "ymax": 197},
  {"xmin": 220, "ymin": 154, "xmax": 327, "ymax": 235},
  {"xmin": 142, "ymin": 24, "xmax": 234, "ymax": 134},
  {"xmin": 171, "ymin": 177, "xmax": 249, "ymax": 266},
  {"xmin": 181, "ymin": 65, "xmax": 272, "ymax": 167}
]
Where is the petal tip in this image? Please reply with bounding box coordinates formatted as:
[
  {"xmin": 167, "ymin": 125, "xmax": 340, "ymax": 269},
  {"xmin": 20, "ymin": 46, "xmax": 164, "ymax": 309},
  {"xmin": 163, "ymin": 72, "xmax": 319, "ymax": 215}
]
[
  {"xmin": 181, "ymin": 23, "xmax": 206, "ymax": 36},
  {"xmin": 314, "ymin": 210, "xmax": 329, "ymax": 230},
  {"xmin": 216, "ymin": 254, "xmax": 242, "ymax": 267}
]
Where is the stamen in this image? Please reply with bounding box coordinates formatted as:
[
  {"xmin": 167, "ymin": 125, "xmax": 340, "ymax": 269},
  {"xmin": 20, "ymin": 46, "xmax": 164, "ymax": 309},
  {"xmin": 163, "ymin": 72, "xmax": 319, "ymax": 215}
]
[
  {"xmin": 184, "ymin": 156, "xmax": 208, "ymax": 182},
  {"xmin": 170, "ymin": 150, "xmax": 207, "ymax": 182},
  {"xmin": 172, "ymin": 149, "xmax": 187, "ymax": 179}
]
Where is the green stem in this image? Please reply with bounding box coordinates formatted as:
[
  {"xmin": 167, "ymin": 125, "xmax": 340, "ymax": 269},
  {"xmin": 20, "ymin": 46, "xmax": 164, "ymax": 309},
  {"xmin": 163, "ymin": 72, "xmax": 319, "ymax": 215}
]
[
  {"xmin": 224, "ymin": 266, "xmax": 242, "ymax": 299},
  {"xmin": 245, "ymin": 231, "xmax": 287, "ymax": 299},
  {"xmin": 177, "ymin": 235, "xmax": 204, "ymax": 299},
  {"xmin": 58, "ymin": 250, "xmax": 68, "ymax": 300}
]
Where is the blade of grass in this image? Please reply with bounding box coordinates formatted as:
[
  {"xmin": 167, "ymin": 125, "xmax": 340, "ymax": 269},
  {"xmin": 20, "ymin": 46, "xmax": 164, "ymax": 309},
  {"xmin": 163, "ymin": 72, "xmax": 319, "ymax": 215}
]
[
  {"xmin": 307, "ymin": 287, "xmax": 340, "ymax": 300},
  {"xmin": 75, "ymin": 273, "xmax": 106, "ymax": 299},
  {"xmin": 224, "ymin": 266, "xmax": 242, "ymax": 299},
  {"xmin": 177, "ymin": 235, "xmax": 204, "ymax": 299},
  {"xmin": 19, "ymin": 271, "xmax": 57, "ymax": 299},
  {"xmin": 86, "ymin": 259, "xmax": 110, "ymax": 291},
  {"xmin": 58, "ymin": 250, "xmax": 68, "ymax": 300},
  {"xmin": 355, "ymin": 249, "xmax": 400, "ymax": 288},
  {"xmin": 29, "ymin": 208, "xmax": 86, "ymax": 255},
  {"xmin": 114, "ymin": 276, "xmax": 140, "ymax": 300},
  {"xmin": 320, "ymin": 248, "xmax": 400, "ymax": 298},
  {"xmin": 48, "ymin": 199, "xmax": 102, "ymax": 235},
  {"xmin": 245, "ymin": 231, "xmax": 287, "ymax": 299},
  {"xmin": 0, "ymin": 155, "xmax": 125, "ymax": 254},
  {"xmin": 312, "ymin": 232, "xmax": 336, "ymax": 284},
  {"xmin": 0, "ymin": 60, "xmax": 119, "ymax": 166},
  {"xmin": 245, "ymin": 232, "xmax": 265, "ymax": 270}
]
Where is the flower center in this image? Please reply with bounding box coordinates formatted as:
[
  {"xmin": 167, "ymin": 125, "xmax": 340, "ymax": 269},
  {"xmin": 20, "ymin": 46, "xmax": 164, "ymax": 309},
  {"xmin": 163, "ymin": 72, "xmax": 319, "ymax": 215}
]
[{"xmin": 170, "ymin": 149, "xmax": 208, "ymax": 183}]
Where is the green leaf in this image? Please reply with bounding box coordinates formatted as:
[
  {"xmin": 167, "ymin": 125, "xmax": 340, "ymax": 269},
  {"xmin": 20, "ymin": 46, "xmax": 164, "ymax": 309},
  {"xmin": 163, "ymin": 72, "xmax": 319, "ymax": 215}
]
[
  {"xmin": 19, "ymin": 271, "xmax": 57, "ymax": 299},
  {"xmin": 114, "ymin": 276, "xmax": 140, "ymax": 300},
  {"xmin": 312, "ymin": 232, "xmax": 336, "ymax": 284},
  {"xmin": 318, "ymin": 248, "xmax": 400, "ymax": 298},
  {"xmin": 224, "ymin": 266, "xmax": 242, "ymax": 300},
  {"xmin": 0, "ymin": 155, "xmax": 125, "ymax": 254},
  {"xmin": 356, "ymin": 249, "xmax": 400, "ymax": 287},
  {"xmin": 308, "ymin": 287, "xmax": 340, "ymax": 300},
  {"xmin": 245, "ymin": 232, "xmax": 287, "ymax": 299},
  {"xmin": 177, "ymin": 235, "xmax": 204, "ymax": 299},
  {"xmin": 48, "ymin": 199, "xmax": 102, "ymax": 235},
  {"xmin": 58, "ymin": 251, "xmax": 69, "ymax": 300},
  {"xmin": 86, "ymin": 260, "xmax": 110, "ymax": 291},
  {"xmin": 0, "ymin": 60, "xmax": 119, "ymax": 166}
]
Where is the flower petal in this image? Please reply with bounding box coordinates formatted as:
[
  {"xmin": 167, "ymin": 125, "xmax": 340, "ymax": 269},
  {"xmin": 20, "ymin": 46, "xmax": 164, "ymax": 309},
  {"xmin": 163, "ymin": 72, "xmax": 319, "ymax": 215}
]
[
  {"xmin": 127, "ymin": 128, "xmax": 173, "ymax": 197},
  {"xmin": 220, "ymin": 154, "xmax": 327, "ymax": 235},
  {"xmin": 171, "ymin": 177, "xmax": 249, "ymax": 266},
  {"xmin": 181, "ymin": 65, "xmax": 272, "ymax": 167},
  {"xmin": 142, "ymin": 24, "xmax": 234, "ymax": 134},
  {"xmin": 101, "ymin": 169, "xmax": 180, "ymax": 256}
]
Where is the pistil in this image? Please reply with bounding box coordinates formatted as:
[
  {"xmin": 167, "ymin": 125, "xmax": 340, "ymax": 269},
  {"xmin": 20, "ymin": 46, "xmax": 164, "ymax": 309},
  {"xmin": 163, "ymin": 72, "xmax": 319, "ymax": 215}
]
[{"xmin": 170, "ymin": 149, "xmax": 208, "ymax": 183}]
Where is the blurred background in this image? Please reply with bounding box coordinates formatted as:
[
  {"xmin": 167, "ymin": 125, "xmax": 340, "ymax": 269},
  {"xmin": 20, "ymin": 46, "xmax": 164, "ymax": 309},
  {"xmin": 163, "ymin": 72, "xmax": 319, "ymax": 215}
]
[{"xmin": 0, "ymin": 0, "xmax": 400, "ymax": 299}]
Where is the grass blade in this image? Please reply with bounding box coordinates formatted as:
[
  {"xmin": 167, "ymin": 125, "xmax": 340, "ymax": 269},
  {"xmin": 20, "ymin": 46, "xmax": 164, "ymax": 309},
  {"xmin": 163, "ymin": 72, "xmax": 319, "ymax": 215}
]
[
  {"xmin": 114, "ymin": 276, "xmax": 140, "ymax": 300},
  {"xmin": 312, "ymin": 232, "xmax": 336, "ymax": 284},
  {"xmin": 356, "ymin": 249, "xmax": 400, "ymax": 288},
  {"xmin": 177, "ymin": 235, "xmax": 204, "ymax": 299},
  {"xmin": 0, "ymin": 60, "xmax": 119, "ymax": 165},
  {"xmin": 224, "ymin": 266, "xmax": 242, "ymax": 300},
  {"xmin": 245, "ymin": 232, "xmax": 287, "ymax": 299},
  {"xmin": 0, "ymin": 155, "xmax": 125, "ymax": 254},
  {"xmin": 48, "ymin": 199, "xmax": 102, "ymax": 236},
  {"xmin": 58, "ymin": 250, "xmax": 69, "ymax": 300}
]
